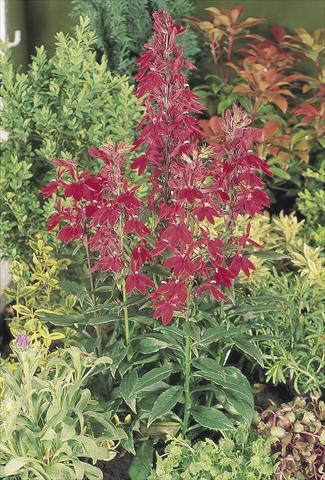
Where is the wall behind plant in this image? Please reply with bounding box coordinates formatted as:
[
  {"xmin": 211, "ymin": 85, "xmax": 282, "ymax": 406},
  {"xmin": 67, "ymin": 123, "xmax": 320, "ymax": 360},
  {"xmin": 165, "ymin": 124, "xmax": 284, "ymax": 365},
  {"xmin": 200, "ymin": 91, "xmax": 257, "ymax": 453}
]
[
  {"xmin": 194, "ymin": 0, "xmax": 324, "ymax": 33},
  {"xmin": 8, "ymin": 0, "xmax": 73, "ymax": 66},
  {"xmin": 7, "ymin": 0, "xmax": 325, "ymax": 67}
]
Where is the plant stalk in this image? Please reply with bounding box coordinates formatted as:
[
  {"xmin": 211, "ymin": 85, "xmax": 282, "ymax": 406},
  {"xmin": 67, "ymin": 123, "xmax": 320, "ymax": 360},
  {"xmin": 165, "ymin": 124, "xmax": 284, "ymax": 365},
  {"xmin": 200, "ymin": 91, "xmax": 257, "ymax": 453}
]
[
  {"xmin": 122, "ymin": 278, "xmax": 130, "ymax": 349},
  {"xmin": 83, "ymin": 233, "xmax": 95, "ymax": 296},
  {"xmin": 83, "ymin": 233, "xmax": 102, "ymax": 353},
  {"xmin": 118, "ymin": 211, "xmax": 130, "ymax": 354},
  {"xmin": 220, "ymin": 301, "xmax": 225, "ymax": 321},
  {"xmin": 182, "ymin": 333, "xmax": 191, "ymax": 436}
]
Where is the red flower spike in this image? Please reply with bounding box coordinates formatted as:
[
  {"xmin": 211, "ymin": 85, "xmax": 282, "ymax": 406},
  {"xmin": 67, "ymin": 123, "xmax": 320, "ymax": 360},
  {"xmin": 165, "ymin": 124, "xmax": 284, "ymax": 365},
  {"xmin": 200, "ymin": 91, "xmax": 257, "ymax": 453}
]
[
  {"xmin": 163, "ymin": 253, "xmax": 195, "ymax": 277},
  {"xmin": 161, "ymin": 223, "xmax": 192, "ymax": 247},
  {"xmin": 230, "ymin": 253, "xmax": 256, "ymax": 277},
  {"xmin": 57, "ymin": 225, "xmax": 84, "ymax": 244},
  {"xmin": 124, "ymin": 219, "xmax": 151, "ymax": 237},
  {"xmin": 131, "ymin": 154, "xmax": 148, "ymax": 176},
  {"xmin": 93, "ymin": 255, "xmax": 123, "ymax": 274},
  {"xmin": 41, "ymin": 180, "xmax": 58, "ymax": 199},
  {"xmin": 196, "ymin": 283, "xmax": 227, "ymax": 301},
  {"xmin": 134, "ymin": 9, "xmax": 205, "ymax": 199},
  {"xmin": 212, "ymin": 265, "xmax": 235, "ymax": 288},
  {"xmin": 152, "ymin": 301, "xmax": 175, "ymax": 326},
  {"xmin": 43, "ymin": 11, "xmax": 271, "ymax": 328},
  {"xmin": 151, "ymin": 279, "xmax": 187, "ymax": 325},
  {"xmin": 131, "ymin": 242, "xmax": 153, "ymax": 265},
  {"xmin": 125, "ymin": 273, "xmax": 154, "ymax": 295}
]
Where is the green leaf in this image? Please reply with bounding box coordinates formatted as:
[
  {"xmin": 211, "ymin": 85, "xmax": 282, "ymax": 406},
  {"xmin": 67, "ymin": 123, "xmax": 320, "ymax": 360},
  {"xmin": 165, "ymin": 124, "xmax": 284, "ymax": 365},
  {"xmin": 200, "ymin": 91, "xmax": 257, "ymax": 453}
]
[
  {"xmin": 270, "ymin": 166, "xmax": 291, "ymax": 180},
  {"xmin": 60, "ymin": 280, "xmax": 87, "ymax": 297},
  {"xmin": 4, "ymin": 458, "xmax": 30, "ymax": 476},
  {"xmin": 45, "ymin": 463, "xmax": 77, "ymax": 480},
  {"xmin": 3, "ymin": 372, "xmax": 21, "ymax": 395},
  {"xmin": 71, "ymin": 460, "xmax": 85, "ymax": 480},
  {"xmin": 41, "ymin": 312, "xmax": 119, "ymax": 326},
  {"xmin": 108, "ymin": 340, "xmax": 127, "ymax": 377},
  {"xmin": 232, "ymin": 337, "xmax": 264, "ymax": 367},
  {"xmin": 224, "ymin": 392, "xmax": 254, "ymax": 424},
  {"xmin": 200, "ymin": 325, "xmax": 244, "ymax": 346},
  {"xmin": 193, "ymin": 358, "xmax": 254, "ymax": 423},
  {"xmin": 95, "ymin": 285, "xmax": 113, "ymax": 292},
  {"xmin": 147, "ymin": 386, "xmax": 183, "ymax": 427},
  {"xmin": 120, "ymin": 369, "xmax": 138, "ymax": 412},
  {"xmin": 83, "ymin": 463, "xmax": 103, "ymax": 480},
  {"xmin": 318, "ymin": 138, "xmax": 325, "ymax": 149},
  {"xmin": 128, "ymin": 439, "xmax": 154, "ymax": 480},
  {"xmin": 252, "ymin": 250, "xmax": 289, "ymax": 260},
  {"xmin": 86, "ymin": 314, "xmax": 119, "ymax": 325},
  {"xmin": 74, "ymin": 435, "xmax": 101, "ymax": 461},
  {"xmin": 97, "ymin": 422, "xmax": 127, "ymax": 442},
  {"xmin": 191, "ymin": 406, "xmax": 234, "ymax": 431},
  {"xmin": 129, "ymin": 315, "xmax": 153, "ymax": 326},
  {"xmin": 134, "ymin": 365, "xmax": 173, "ymax": 394},
  {"xmin": 136, "ymin": 337, "xmax": 170, "ymax": 354},
  {"xmin": 122, "ymin": 432, "xmax": 136, "ymax": 455},
  {"xmin": 93, "ymin": 356, "xmax": 113, "ymax": 366},
  {"xmin": 183, "ymin": 322, "xmax": 201, "ymax": 342},
  {"xmin": 122, "ymin": 294, "xmax": 148, "ymax": 308},
  {"xmin": 40, "ymin": 313, "xmax": 83, "ymax": 326}
]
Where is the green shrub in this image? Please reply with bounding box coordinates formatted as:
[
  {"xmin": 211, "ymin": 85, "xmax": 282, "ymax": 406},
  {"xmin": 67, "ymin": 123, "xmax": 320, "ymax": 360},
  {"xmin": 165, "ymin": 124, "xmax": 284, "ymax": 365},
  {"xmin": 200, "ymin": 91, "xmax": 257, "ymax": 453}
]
[
  {"xmin": 4, "ymin": 237, "xmax": 75, "ymax": 348},
  {"xmin": 148, "ymin": 428, "xmax": 276, "ymax": 479},
  {"xmin": 231, "ymin": 273, "xmax": 325, "ymax": 394},
  {"xmin": 297, "ymin": 159, "xmax": 325, "ymax": 247},
  {"xmin": 71, "ymin": 0, "xmax": 199, "ymax": 75},
  {"xmin": 0, "ymin": 17, "xmax": 141, "ymax": 260},
  {"xmin": 226, "ymin": 212, "xmax": 324, "ymax": 393},
  {"xmin": 0, "ymin": 343, "xmax": 126, "ymax": 480}
]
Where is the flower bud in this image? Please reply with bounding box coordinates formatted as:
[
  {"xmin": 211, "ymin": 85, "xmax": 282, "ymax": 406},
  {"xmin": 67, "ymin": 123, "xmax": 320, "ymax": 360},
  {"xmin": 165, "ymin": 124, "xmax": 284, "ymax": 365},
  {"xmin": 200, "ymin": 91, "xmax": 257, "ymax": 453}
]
[{"xmin": 15, "ymin": 333, "xmax": 30, "ymax": 350}]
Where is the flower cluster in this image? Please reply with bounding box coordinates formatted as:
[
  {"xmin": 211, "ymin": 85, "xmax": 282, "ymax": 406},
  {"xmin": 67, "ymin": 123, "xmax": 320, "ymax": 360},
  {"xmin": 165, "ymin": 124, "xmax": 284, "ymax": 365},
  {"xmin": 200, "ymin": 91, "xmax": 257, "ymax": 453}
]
[
  {"xmin": 132, "ymin": 10, "xmax": 205, "ymax": 200},
  {"xmin": 144, "ymin": 106, "xmax": 271, "ymax": 324},
  {"xmin": 42, "ymin": 10, "xmax": 271, "ymax": 327},
  {"xmin": 133, "ymin": 11, "xmax": 272, "ymax": 324},
  {"xmin": 42, "ymin": 144, "xmax": 153, "ymax": 292}
]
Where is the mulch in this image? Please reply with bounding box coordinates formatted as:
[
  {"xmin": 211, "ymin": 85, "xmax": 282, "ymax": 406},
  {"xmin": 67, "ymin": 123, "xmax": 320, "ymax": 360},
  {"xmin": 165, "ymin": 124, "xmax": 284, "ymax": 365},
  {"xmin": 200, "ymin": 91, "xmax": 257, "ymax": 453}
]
[{"xmin": 96, "ymin": 454, "xmax": 132, "ymax": 480}]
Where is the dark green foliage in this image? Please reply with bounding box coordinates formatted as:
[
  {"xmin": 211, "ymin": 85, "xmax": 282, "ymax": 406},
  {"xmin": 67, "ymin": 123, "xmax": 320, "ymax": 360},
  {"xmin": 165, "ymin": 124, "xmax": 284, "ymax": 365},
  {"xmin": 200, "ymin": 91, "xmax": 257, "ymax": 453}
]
[
  {"xmin": 71, "ymin": 0, "xmax": 199, "ymax": 75},
  {"xmin": 0, "ymin": 18, "xmax": 141, "ymax": 260}
]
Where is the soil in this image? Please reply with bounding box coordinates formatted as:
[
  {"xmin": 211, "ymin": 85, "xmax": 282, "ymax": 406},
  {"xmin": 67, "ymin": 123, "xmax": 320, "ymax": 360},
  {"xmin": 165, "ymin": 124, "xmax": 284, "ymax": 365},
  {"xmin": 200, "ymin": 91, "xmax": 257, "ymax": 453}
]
[{"xmin": 97, "ymin": 454, "xmax": 132, "ymax": 480}]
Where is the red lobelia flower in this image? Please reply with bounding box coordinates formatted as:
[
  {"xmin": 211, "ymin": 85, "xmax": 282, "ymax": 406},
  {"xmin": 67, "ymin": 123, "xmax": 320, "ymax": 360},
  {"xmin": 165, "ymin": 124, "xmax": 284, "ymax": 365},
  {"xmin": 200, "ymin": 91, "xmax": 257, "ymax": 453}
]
[
  {"xmin": 133, "ymin": 9, "xmax": 205, "ymax": 200},
  {"xmin": 42, "ymin": 10, "xmax": 272, "ymax": 328}
]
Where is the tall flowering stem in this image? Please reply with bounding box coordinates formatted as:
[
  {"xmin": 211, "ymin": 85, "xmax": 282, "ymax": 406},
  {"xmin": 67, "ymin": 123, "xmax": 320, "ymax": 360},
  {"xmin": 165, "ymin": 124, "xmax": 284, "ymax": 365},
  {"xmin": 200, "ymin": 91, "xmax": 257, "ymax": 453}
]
[
  {"xmin": 183, "ymin": 332, "xmax": 192, "ymax": 435},
  {"xmin": 43, "ymin": 10, "xmax": 272, "ymax": 435},
  {"xmin": 42, "ymin": 144, "xmax": 154, "ymax": 352},
  {"xmin": 133, "ymin": 10, "xmax": 205, "ymax": 202},
  {"xmin": 133, "ymin": 10, "xmax": 272, "ymax": 434},
  {"xmin": 134, "ymin": 10, "xmax": 272, "ymax": 327}
]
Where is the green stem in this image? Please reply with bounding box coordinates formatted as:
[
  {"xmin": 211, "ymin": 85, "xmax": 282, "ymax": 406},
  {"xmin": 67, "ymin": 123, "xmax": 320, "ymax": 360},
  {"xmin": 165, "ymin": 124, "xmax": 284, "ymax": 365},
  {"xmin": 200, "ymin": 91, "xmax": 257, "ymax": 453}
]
[
  {"xmin": 220, "ymin": 301, "xmax": 225, "ymax": 321},
  {"xmin": 182, "ymin": 333, "xmax": 191, "ymax": 436},
  {"xmin": 83, "ymin": 233, "xmax": 96, "ymax": 300},
  {"xmin": 118, "ymin": 211, "xmax": 130, "ymax": 354},
  {"xmin": 122, "ymin": 278, "xmax": 130, "ymax": 350},
  {"xmin": 83, "ymin": 233, "xmax": 102, "ymax": 354}
]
